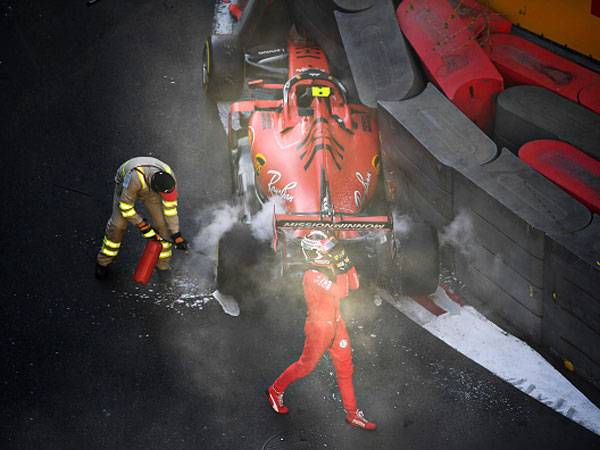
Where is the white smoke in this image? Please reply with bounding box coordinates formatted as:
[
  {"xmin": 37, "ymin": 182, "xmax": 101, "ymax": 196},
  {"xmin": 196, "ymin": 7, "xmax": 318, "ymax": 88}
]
[
  {"xmin": 193, "ymin": 203, "xmax": 241, "ymax": 256},
  {"xmin": 442, "ymin": 211, "xmax": 506, "ymax": 282},
  {"xmin": 392, "ymin": 212, "xmax": 413, "ymax": 237},
  {"xmin": 192, "ymin": 197, "xmax": 286, "ymax": 257},
  {"xmin": 249, "ymin": 196, "xmax": 285, "ymax": 242},
  {"xmin": 440, "ymin": 210, "xmax": 475, "ymax": 256}
]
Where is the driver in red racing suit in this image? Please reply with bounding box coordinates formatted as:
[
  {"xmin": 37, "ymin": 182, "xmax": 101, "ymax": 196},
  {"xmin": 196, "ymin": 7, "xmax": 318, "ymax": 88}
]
[{"xmin": 266, "ymin": 231, "xmax": 377, "ymax": 430}]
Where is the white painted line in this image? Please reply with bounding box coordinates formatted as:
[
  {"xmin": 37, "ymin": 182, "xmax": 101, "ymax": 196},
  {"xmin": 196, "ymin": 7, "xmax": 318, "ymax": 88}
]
[
  {"xmin": 377, "ymin": 289, "xmax": 437, "ymax": 326},
  {"xmin": 383, "ymin": 287, "xmax": 600, "ymax": 436}
]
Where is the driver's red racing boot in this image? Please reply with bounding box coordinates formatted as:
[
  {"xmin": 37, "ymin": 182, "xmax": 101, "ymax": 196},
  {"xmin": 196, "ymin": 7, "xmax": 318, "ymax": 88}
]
[
  {"xmin": 346, "ymin": 409, "xmax": 377, "ymax": 430},
  {"xmin": 266, "ymin": 385, "xmax": 289, "ymax": 414}
]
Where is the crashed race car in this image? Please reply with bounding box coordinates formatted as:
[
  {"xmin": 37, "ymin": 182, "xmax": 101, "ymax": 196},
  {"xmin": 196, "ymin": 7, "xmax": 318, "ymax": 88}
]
[{"xmin": 203, "ymin": 3, "xmax": 439, "ymax": 298}]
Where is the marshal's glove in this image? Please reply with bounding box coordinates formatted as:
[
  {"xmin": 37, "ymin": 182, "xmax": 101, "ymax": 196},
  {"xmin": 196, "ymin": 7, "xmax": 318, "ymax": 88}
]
[
  {"xmin": 331, "ymin": 248, "xmax": 353, "ymax": 274},
  {"xmin": 171, "ymin": 232, "xmax": 188, "ymax": 251},
  {"xmin": 137, "ymin": 220, "xmax": 160, "ymax": 240},
  {"xmin": 334, "ymin": 256, "xmax": 353, "ymax": 274}
]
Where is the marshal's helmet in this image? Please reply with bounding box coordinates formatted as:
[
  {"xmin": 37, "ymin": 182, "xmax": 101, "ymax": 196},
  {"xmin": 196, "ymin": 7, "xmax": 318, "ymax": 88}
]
[
  {"xmin": 151, "ymin": 171, "xmax": 177, "ymax": 201},
  {"xmin": 300, "ymin": 231, "xmax": 338, "ymax": 267}
]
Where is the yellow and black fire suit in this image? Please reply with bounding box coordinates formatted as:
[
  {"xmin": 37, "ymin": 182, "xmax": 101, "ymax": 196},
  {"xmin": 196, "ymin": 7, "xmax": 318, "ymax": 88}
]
[{"xmin": 97, "ymin": 157, "xmax": 180, "ymax": 270}]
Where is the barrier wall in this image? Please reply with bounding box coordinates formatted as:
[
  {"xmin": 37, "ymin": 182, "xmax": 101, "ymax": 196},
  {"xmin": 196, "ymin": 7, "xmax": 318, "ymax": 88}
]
[
  {"xmin": 455, "ymin": 150, "xmax": 590, "ymax": 344},
  {"xmin": 378, "ymin": 83, "xmax": 600, "ymax": 386},
  {"xmin": 544, "ymin": 217, "xmax": 600, "ymax": 387},
  {"xmin": 379, "ymin": 84, "xmax": 497, "ymax": 230}
]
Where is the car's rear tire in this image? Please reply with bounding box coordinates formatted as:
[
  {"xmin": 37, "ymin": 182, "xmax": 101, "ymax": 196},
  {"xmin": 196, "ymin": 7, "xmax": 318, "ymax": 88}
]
[
  {"xmin": 393, "ymin": 221, "xmax": 439, "ymax": 296},
  {"xmin": 202, "ymin": 36, "xmax": 243, "ymax": 102},
  {"xmin": 216, "ymin": 223, "xmax": 274, "ymax": 313},
  {"xmin": 217, "ymin": 224, "xmax": 254, "ymax": 295}
]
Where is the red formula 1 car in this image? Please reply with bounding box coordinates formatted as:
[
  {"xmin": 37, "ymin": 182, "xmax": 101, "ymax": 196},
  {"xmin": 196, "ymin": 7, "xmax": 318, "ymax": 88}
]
[{"xmin": 203, "ymin": 5, "xmax": 439, "ymax": 297}]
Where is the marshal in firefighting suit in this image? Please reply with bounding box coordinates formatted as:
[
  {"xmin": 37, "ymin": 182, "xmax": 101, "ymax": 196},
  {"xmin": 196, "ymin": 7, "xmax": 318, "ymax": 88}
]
[
  {"xmin": 266, "ymin": 231, "xmax": 377, "ymax": 430},
  {"xmin": 95, "ymin": 156, "xmax": 188, "ymax": 280}
]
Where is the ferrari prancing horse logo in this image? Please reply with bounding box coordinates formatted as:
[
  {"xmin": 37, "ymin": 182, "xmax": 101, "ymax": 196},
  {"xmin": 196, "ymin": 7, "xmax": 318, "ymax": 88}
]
[{"xmin": 254, "ymin": 153, "xmax": 267, "ymax": 174}]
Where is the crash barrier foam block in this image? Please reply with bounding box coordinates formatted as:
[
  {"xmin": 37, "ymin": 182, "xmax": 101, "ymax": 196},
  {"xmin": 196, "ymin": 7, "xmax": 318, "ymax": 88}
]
[
  {"xmin": 460, "ymin": 149, "xmax": 591, "ymax": 240},
  {"xmin": 380, "ymin": 89, "xmax": 599, "ymax": 383},
  {"xmin": 448, "ymin": 0, "xmax": 512, "ymax": 35},
  {"xmin": 452, "ymin": 178, "xmax": 546, "ymax": 344},
  {"xmin": 378, "ymin": 83, "xmax": 497, "ymax": 230},
  {"xmin": 494, "ymin": 85, "xmax": 600, "ymax": 161},
  {"xmin": 483, "ymin": 33, "xmax": 600, "ymax": 115},
  {"xmin": 519, "ymin": 140, "xmax": 600, "ymax": 214},
  {"xmin": 333, "ymin": 0, "xmax": 375, "ymax": 12},
  {"xmin": 543, "ymin": 215, "xmax": 600, "ymax": 388},
  {"xmin": 579, "ymin": 82, "xmax": 600, "ymax": 115},
  {"xmin": 455, "ymin": 247, "xmax": 543, "ymax": 344},
  {"xmin": 396, "ymin": 0, "xmax": 504, "ymax": 132},
  {"xmin": 454, "ymin": 150, "xmax": 591, "ymax": 344},
  {"xmin": 289, "ymin": 0, "xmax": 357, "ymax": 99},
  {"xmin": 335, "ymin": 0, "xmax": 423, "ymax": 107}
]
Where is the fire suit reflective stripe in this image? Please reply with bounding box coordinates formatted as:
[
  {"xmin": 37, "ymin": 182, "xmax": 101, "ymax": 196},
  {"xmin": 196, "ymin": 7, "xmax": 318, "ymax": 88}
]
[
  {"xmin": 142, "ymin": 229, "xmax": 156, "ymax": 238},
  {"xmin": 162, "ymin": 199, "xmax": 178, "ymax": 208},
  {"xmin": 135, "ymin": 168, "xmax": 147, "ymax": 190},
  {"xmin": 121, "ymin": 208, "xmax": 137, "ymax": 218},
  {"xmin": 163, "ymin": 207, "xmax": 177, "ymax": 217},
  {"xmin": 161, "ymin": 241, "xmax": 172, "ymax": 249},
  {"xmin": 119, "ymin": 201, "xmax": 134, "ymax": 211},
  {"xmin": 100, "ymin": 246, "xmax": 119, "ymax": 257},
  {"xmin": 159, "ymin": 249, "xmax": 172, "ymax": 259},
  {"xmin": 103, "ymin": 237, "xmax": 121, "ymax": 249}
]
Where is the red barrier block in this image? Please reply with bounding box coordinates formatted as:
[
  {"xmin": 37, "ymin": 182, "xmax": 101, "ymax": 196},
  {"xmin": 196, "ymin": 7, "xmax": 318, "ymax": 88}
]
[
  {"xmin": 578, "ymin": 82, "xmax": 600, "ymax": 115},
  {"xmin": 449, "ymin": 0, "xmax": 512, "ymax": 36},
  {"xmin": 483, "ymin": 33, "xmax": 600, "ymax": 115},
  {"xmin": 396, "ymin": 0, "xmax": 504, "ymax": 132},
  {"xmin": 519, "ymin": 140, "xmax": 600, "ymax": 213}
]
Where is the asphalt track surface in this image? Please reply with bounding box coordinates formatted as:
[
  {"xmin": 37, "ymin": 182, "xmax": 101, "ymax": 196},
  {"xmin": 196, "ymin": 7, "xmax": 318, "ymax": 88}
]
[{"xmin": 2, "ymin": 1, "xmax": 600, "ymax": 449}]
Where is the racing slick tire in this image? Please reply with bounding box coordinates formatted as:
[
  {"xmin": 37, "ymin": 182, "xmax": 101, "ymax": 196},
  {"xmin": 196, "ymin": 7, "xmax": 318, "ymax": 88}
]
[
  {"xmin": 216, "ymin": 223, "xmax": 273, "ymax": 313},
  {"xmin": 202, "ymin": 35, "xmax": 243, "ymax": 101},
  {"xmin": 216, "ymin": 224, "xmax": 255, "ymax": 296},
  {"xmin": 394, "ymin": 221, "xmax": 440, "ymax": 296}
]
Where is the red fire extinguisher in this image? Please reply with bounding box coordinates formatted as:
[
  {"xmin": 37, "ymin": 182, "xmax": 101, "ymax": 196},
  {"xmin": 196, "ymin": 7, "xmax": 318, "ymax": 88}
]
[{"xmin": 133, "ymin": 239, "xmax": 162, "ymax": 285}]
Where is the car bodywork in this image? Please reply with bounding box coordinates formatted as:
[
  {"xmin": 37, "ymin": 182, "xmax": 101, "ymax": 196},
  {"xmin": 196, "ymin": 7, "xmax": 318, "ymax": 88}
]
[
  {"xmin": 204, "ymin": 2, "xmax": 439, "ymax": 295},
  {"xmin": 226, "ymin": 38, "xmax": 400, "ymax": 283}
]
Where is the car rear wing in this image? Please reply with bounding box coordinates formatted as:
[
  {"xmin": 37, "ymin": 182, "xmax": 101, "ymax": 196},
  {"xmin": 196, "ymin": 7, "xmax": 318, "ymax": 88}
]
[
  {"xmin": 272, "ymin": 213, "xmax": 392, "ymax": 253},
  {"xmin": 274, "ymin": 214, "xmax": 393, "ymax": 231}
]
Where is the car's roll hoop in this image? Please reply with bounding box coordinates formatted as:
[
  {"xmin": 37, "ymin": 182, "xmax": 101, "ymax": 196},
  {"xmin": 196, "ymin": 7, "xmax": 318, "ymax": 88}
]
[{"xmin": 282, "ymin": 69, "xmax": 349, "ymax": 107}]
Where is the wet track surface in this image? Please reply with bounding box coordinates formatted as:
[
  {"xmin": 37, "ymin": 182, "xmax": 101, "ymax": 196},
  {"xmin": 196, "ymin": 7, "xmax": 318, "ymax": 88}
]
[{"xmin": 2, "ymin": 1, "xmax": 600, "ymax": 448}]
